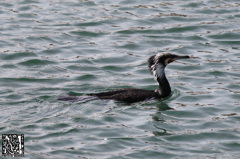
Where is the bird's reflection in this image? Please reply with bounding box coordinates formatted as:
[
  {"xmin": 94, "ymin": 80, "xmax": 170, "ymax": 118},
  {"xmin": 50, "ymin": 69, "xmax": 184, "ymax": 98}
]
[
  {"xmin": 156, "ymin": 102, "xmax": 173, "ymax": 111},
  {"xmin": 151, "ymin": 102, "xmax": 173, "ymax": 136}
]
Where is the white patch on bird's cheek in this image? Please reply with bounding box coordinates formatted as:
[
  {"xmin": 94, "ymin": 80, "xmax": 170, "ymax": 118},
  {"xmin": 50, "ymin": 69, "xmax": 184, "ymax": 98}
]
[
  {"xmin": 164, "ymin": 58, "xmax": 169, "ymax": 66},
  {"xmin": 151, "ymin": 64, "xmax": 165, "ymax": 80}
]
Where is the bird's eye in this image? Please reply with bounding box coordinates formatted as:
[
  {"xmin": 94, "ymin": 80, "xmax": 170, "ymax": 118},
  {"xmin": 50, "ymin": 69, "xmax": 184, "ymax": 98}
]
[{"xmin": 168, "ymin": 58, "xmax": 174, "ymax": 63}]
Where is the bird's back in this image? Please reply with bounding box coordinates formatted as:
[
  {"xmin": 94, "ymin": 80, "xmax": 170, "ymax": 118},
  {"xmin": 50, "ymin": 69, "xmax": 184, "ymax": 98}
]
[{"xmin": 88, "ymin": 88, "xmax": 160, "ymax": 103}]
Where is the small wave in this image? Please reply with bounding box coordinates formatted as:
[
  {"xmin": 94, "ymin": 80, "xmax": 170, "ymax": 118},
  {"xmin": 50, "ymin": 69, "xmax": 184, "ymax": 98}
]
[{"xmin": 58, "ymin": 95, "xmax": 98, "ymax": 103}]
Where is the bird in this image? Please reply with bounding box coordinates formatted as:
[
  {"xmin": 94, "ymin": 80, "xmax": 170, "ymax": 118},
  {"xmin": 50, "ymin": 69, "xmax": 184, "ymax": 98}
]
[
  {"xmin": 59, "ymin": 53, "xmax": 189, "ymax": 103},
  {"xmin": 87, "ymin": 52, "xmax": 189, "ymax": 103}
]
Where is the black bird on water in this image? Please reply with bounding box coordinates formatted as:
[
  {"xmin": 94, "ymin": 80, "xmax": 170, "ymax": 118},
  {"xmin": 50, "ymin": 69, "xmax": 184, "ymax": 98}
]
[{"xmin": 59, "ymin": 53, "xmax": 190, "ymax": 103}]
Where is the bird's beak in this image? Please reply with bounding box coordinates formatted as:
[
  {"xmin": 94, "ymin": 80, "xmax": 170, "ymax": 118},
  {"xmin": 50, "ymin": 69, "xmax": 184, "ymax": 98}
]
[
  {"xmin": 167, "ymin": 55, "xmax": 190, "ymax": 64},
  {"xmin": 173, "ymin": 55, "xmax": 190, "ymax": 61}
]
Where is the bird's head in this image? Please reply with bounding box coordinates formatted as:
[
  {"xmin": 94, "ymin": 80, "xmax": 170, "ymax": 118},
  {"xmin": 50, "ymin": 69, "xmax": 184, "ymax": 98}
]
[
  {"xmin": 148, "ymin": 52, "xmax": 190, "ymax": 68},
  {"xmin": 148, "ymin": 53, "xmax": 190, "ymax": 78}
]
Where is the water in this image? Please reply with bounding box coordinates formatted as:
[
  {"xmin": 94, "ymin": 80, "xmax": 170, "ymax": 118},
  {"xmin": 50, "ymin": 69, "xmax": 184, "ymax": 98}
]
[{"xmin": 0, "ymin": 0, "xmax": 240, "ymax": 158}]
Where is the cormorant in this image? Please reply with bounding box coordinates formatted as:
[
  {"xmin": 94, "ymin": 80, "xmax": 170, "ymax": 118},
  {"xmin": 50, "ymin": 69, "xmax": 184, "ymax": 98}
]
[{"xmin": 59, "ymin": 53, "xmax": 190, "ymax": 103}]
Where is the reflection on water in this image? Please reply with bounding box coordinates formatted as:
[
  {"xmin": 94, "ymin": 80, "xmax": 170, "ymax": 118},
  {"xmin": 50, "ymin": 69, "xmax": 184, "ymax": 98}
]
[
  {"xmin": 156, "ymin": 102, "xmax": 173, "ymax": 111},
  {"xmin": 152, "ymin": 125, "xmax": 169, "ymax": 136}
]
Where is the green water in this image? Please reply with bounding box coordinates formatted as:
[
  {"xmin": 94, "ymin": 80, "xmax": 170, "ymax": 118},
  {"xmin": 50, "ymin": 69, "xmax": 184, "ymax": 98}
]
[{"xmin": 1, "ymin": 0, "xmax": 240, "ymax": 158}]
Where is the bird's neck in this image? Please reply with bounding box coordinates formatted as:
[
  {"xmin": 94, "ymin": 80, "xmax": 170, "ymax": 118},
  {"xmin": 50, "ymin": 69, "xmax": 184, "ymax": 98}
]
[{"xmin": 156, "ymin": 65, "xmax": 171, "ymax": 97}]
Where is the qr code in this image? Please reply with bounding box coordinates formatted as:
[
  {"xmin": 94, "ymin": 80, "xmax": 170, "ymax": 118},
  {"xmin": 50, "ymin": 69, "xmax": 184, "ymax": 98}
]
[{"xmin": 2, "ymin": 134, "xmax": 24, "ymax": 157}]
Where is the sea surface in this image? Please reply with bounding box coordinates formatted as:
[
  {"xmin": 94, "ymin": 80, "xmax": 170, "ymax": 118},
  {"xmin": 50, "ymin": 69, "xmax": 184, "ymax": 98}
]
[{"xmin": 0, "ymin": 0, "xmax": 240, "ymax": 158}]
